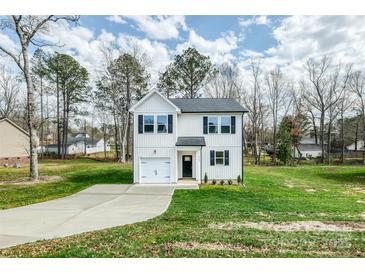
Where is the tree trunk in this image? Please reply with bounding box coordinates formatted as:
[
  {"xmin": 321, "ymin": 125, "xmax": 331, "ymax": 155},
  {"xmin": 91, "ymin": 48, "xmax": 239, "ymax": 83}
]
[
  {"xmin": 320, "ymin": 110, "xmax": 325, "ymax": 163},
  {"xmin": 341, "ymin": 112, "xmax": 345, "ymax": 164},
  {"xmin": 112, "ymin": 110, "xmax": 119, "ymax": 160},
  {"xmin": 56, "ymin": 74, "xmax": 61, "ymax": 158},
  {"xmin": 40, "ymin": 76, "xmax": 44, "ymax": 159},
  {"xmin": 22, "ymin": 45, "xmax": 38, "ymax": 180},
  {"xmin": 103, "ymin": 124, "xmax": 107, "ymax": 160}
]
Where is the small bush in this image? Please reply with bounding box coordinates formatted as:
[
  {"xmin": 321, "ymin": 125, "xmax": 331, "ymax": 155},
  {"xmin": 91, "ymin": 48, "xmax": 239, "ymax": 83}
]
[
  {"xmin": 220, "ymin": 180, "xmax": 225, "ymax": 185},
  {"xmin": 212, "ymin": 179, "xmax": 216, "ymax": 185},
  {"xmin": 237, "ymin": 175, "xmax": 242, "ymax": 184},
  {"xmin": 228, "ymin": 179, "xmax": 233, "ymax": 185},
  {"xmin": 204, "ymin": 173, "xmax": 208, "ymax": 184}
]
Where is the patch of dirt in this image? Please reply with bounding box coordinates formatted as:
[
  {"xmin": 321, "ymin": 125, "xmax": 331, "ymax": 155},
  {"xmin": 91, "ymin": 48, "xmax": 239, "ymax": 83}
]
[
  {"xmin": 357, "ymin": 200, "xmax": 365, "ymax": 205},
  {"xmin": 0, "ymin": 176, "xmax": 63, "ymax": 185},
  {"xmin": 305, "ymin": 188, "xmax": 316, "ymax": 192},
  {"xmin": 165, "ymin": 241, "xmax": 340, "ymax": 256},
  {"xmin": 285, "ymin": 184, "xmax": 294, "ymax": 188},
  {"xmin": 209, "ymin": 221, "xmax": 365, "ymax": 232}
]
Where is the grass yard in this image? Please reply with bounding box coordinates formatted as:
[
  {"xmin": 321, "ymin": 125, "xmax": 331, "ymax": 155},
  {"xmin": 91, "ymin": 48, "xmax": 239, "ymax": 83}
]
[
  {"xmin": 1, "ymin": 162, "xmax": 365, "ymax": 257},
  {"xmin": 0, "ymin": 159, "xmax": 132, "ymax": 209}
]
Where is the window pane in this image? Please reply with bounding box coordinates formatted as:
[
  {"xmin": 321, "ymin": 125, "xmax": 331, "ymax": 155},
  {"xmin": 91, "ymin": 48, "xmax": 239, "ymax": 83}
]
[
  {"xmin": 208, "ymin": 117, "xmax": 218, "ymax": 134},
  {"xmin": 221, "ymin": 117, "xmax": 230, "ymax": 133},
  {"xmin": 221, "ymin": 125, "xmax": 230, "ymax": 133},
  {"xmin": 144, "ymin": 125, "xmax": 154, "ymax": 133},
  {"xmin": 216, "ymin": 151, "xmax": 224, "ymax": 165},
  {"xmin": 157, "ymin": 115, "xmax": 167, "ymax": 133},
  {"xmin": 144, "ymin": 115, "xmax": 154, "ymax": 124},
  {"xmin": 216, "ymin": 158, "xmax": 224, "ymax": 165},
  {"xmin": 209, "ymin": 125, "xmax": 218, "ymax": 133},
  {"xmin": 157, "ymin": 115, "xmax": 167, "ymax": 124},
  {"xmin": 208, "ymin": 117, "xmax": 218, "ymax": 126},
  {"xmin": 158, "ymin": 124, "xmax": 167, "ymax": 133}
]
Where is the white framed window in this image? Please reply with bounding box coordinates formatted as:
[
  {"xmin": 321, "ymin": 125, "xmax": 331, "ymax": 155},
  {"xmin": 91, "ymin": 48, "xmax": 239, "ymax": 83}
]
[
  {"xmin": 221, "ymin": 116, "xmax": 231, "ymax": 134},
  {"xmin": 157, "ymin": 115, "xmax": 168, "ymax": 133},
  {"xmin": 215, "ymin": 151, "xmax": 224, "ymax": 165},
  {"xmin": 208, "ymin": 116, "xmax": 218, "ymax": 134},
  {"xmin": 144, "ymin": 115, "xmax": 154, "ymax": 133}
]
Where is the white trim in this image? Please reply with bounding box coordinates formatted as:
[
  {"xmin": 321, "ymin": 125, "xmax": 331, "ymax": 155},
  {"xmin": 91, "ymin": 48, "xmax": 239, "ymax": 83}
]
[{"xmin": 129, "ymin": 90, "xmax": 181, "ymax": 113}]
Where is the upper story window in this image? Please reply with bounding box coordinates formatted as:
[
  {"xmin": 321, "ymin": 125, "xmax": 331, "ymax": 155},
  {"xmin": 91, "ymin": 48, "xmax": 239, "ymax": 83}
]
[
  {"xmin": 157, "ymin": 115, "xmax": 168, "ymax": 133},
  {"xmin": 208, "ymin": 117, "xmax": 218, "ymax": 134},
  {"xmin": 221, "ymin": 116, "xmax": 231, "ymax": 134},
  {"xmin": 144, "ymin": 115, "xmax": 154, "ymax": 133},
  {"xmin": 204, "ymin": 116, "xmax": 236, "ymax": 135}
]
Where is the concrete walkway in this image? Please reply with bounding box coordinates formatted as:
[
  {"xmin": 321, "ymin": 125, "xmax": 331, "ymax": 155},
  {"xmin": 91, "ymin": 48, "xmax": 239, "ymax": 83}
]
[{"xmin": 0, "ymin": 184, "xmax": 197, "ymax": 249}]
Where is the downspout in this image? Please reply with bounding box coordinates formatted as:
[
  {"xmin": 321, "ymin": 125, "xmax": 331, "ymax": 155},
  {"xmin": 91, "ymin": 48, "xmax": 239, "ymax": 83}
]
[{"xmin": 200, "ymin": 145, "xmax": 203, "ymax": 184}]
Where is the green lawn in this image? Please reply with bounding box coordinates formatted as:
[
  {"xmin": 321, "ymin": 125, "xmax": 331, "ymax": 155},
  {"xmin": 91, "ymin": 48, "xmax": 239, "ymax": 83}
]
[
  {"xmin": 0, "ymin": 159, "xmax": 132, "ymax": 209},
  {"xmin": 1, "ymin": 162, "xmax": 365, "ymax": 257}
]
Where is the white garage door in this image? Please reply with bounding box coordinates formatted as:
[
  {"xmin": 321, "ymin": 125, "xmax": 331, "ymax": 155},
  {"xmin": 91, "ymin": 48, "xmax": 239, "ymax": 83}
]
[{"xmin": 140, "ymin": 157, "xmax": 171, "ymax": 183}]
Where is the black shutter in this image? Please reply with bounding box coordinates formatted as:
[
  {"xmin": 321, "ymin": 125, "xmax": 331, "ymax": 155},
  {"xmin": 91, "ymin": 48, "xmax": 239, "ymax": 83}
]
[
  {"xmin": 168, "ymin": 114, "xmax": 173, "ymax": 133},
  {"xmin": 203, "ymin": 116, "xmax": 208, "ymax": 134},
  {"xmin": 210, "ymin": 150, "xmax": 215, "ymax": 166},
  {"xmin": 231, "ymin": 116, "xmax": 236, "ymax": 134},
  {"xmin": 138, "ymin": 115, "xmax": 143, "ymax": 134},
  {"xmin": 224, "ymin": 150, "xmax": 229, "ymax": 166}
]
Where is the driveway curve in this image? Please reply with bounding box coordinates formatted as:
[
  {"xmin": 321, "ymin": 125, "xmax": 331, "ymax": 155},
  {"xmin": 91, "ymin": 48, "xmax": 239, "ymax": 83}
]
[{"xmin": 0, "ymin": 184, "xmax": 195, "ymax": 249}]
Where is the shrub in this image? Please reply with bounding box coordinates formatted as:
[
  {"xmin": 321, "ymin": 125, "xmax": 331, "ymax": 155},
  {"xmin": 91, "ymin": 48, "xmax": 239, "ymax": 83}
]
[
  {"xmin": 237, "ymin": 175, "xmax": 241, "ymax": 184},
  {"xmin": 228, "ymin": 179, "xmax": 233, "ymax": 185},
  {"xmin": 212, "ymin": 179, "xmax": 216, "ymax": 185},
  {"xmin": 204, "ymin": 173, "xmax": 208, "ymax": 184},
  {"xmin": 220, "ymin": 180, "xmax": 225, "ymax": 185}
]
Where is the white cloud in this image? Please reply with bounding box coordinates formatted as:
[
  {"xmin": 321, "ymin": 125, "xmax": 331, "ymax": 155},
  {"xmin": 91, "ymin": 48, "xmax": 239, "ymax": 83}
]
[
  {"xmin": 125, "ymin": 15, "xmax": 187, "ymax": 40},
  {"xmin": 176, "ymin": 30, "xmax": 239, "ymax": 64},
  {"xmin": 239, "ymin": 16, "xmax": 271, "ymax": 28},
  {"xmin": 106, "ymin": 15, "xmax": 127, "ymax": 24},
  {"xmin": 259, "ymin": 15, "xmax": 365, "ymax": 80}
]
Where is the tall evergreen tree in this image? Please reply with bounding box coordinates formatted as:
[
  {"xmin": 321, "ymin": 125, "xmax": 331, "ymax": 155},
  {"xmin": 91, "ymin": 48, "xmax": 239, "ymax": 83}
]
[{"xmin": 158, "ymin": 47, "xmax": 217, "ymax": 98}]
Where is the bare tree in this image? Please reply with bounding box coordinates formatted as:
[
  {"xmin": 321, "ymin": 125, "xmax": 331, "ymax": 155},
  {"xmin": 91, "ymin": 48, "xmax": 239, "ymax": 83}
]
[
  {"xmin": 0, "ymin": 16, "xmax": 78, "ymax": 180},
  {"xmin": 265, "ymin": 66, "xmax": 289, "ymax": 163},
  {"xmin": 0, "ymin": 65, "xmax": 20, "ymax": 119},
  {"xmin": 205, "ymin": 63, "xmax": 241, "ymax": 99},
  {"xmin": 325, "ymin": 64, "xmax": 351, "ymax": 164},
  {"xmin": 302, "ymin": 56, "xmax": 338, "ymax": 163},
  {"xmin": 349, "ymin": 70, "xmax": 365, "ymax": 164},
  {"xmin": 242, "ymin": 59, "xmax": 266, "ymax": 165}
]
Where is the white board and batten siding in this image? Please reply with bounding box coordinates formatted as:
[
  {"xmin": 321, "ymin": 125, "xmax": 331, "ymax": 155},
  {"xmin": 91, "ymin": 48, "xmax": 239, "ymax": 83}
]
[
  {"xmin": 178, "ymin": 113, "xmax": 243, "ymax": 180},
  {"xmin": 133, "ymin": 92, "xmax": 178, "ymax": 183}
]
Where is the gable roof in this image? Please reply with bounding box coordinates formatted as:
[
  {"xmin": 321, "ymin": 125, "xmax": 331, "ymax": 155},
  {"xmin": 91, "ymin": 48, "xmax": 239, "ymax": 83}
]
[
  {"xmin": 0, "ymin": 118, "xmax": 29, "ymax": 136},
  {"xmin": 168, "ymin": 98, "xmax": 248, "ymax": 113},
  {"xmin": 129, "ymin": 90, "xmax": 181, "ymax": 113}
]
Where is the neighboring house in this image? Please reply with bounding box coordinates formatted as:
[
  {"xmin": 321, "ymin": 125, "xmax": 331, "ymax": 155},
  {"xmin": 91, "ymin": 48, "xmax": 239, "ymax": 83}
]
[
  {"xmin": 45, "ymin": 133, "xmax": 110, "ymax": 155},
  {"xmin": 346, "ymin": 140, "xmax": 364, "ymax": 151},
  {"xmin": 129, "ymin": 91, "xmax": 248, "ymax": 184},
  {"xmin": 0, "ymin": 118, "xmax": 30, "ymax": 166},
  {"xmin": 297, "ymin": 138, "xmax": 326, "ymax": 158}
]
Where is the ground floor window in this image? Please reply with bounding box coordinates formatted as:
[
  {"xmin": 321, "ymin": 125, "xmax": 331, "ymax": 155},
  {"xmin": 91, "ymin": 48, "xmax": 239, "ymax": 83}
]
[{"xmin": 215, "ymin": 151, "xmax": 224, "ymax": 165}]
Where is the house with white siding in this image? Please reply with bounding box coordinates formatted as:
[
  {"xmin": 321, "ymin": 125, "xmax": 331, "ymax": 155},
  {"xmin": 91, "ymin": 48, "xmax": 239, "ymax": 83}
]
[{"xmin": 129, "ymin": 90, "xmax": 248, "ymax": 184}]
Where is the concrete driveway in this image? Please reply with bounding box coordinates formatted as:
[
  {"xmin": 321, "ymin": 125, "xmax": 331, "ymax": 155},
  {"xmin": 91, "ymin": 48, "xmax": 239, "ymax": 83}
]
[{"xmin": 0, "ymin": 184, "xmax": 196, "ymax": 249}]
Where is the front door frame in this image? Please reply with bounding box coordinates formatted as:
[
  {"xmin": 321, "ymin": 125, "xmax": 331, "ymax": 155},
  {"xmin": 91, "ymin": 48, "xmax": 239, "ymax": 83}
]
[{"xmin": 182, "ymin": 154, "xmax": 193, "ymax": 178}]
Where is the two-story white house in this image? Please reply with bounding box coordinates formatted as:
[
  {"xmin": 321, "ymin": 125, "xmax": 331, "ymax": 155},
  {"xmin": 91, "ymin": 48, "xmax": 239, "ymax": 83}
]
[{"xmin": 129, "ymin": 90, "xmax": 248, "ymax": 184}]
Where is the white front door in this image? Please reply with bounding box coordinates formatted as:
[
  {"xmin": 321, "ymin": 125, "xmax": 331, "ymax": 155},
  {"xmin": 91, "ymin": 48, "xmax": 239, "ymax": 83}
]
[{"xmin": 140, "ymin": 157, "xmax": 171, "ymax": 183}]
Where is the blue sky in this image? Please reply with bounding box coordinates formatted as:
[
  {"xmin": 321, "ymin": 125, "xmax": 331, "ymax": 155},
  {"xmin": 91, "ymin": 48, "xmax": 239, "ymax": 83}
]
[{"xmin": 1, "ymin": 15, "xmax": 365, "ymax": 83}]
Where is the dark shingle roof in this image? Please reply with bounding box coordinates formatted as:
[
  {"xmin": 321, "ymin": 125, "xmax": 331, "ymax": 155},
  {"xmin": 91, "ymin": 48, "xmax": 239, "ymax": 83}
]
[
  {"xmin": 169, "ymin": 98, "xmax": 248, "ymax": 113},
  {"xmin": 176, "ymin": 137, "xmax": 206, "ymax": 146}
]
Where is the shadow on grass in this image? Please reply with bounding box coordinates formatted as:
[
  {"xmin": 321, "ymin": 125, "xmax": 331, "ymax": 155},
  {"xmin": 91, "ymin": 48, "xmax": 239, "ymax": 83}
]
[
  {"xmin": 315, "ymin": 171, "xmax": 365, "ymax": 185},
  {"xmin": 66, "ymin": 166, "xmax": 132, "ymax": 185}
]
